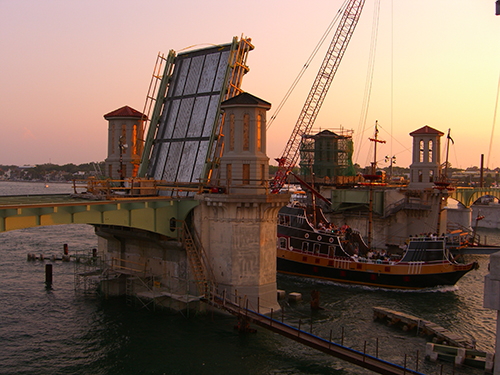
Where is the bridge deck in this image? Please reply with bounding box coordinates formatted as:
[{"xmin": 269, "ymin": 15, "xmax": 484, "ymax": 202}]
[
  {"xmin": 0, "ymin": 193, "xmax": 175, "ymax": 208},
  {"xmin": 0, "ymin": 193, "xmax": 199, "ymax": 236}
]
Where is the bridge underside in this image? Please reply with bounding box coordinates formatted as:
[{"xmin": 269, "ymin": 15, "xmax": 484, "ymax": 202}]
[{"xmin": 0, "ymin": 194, "xmax": 199, "ymax": 237}]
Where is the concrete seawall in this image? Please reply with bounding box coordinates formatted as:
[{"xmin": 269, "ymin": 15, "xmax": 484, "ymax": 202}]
[{"xmin": 471, "ymin": 204, "xmax": 500, "ymax": 229}]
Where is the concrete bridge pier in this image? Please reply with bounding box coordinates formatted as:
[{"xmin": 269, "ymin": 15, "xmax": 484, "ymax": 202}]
[
  {"xmin": 193, "ymin": 92, "xmax": 289, "ymax": 314},
  {"xmin": 194, "ymin": 194, "xmax": 288, "ymax": 314}
]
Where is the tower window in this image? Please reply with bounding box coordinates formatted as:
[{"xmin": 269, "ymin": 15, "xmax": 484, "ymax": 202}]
[
  {"xmin": 243, "ymin": 114, "xmax": 249, "ymax": 151},
  {"xmin": 133, "ymin": 125, "xmax": 137, "ymax": 155},
  {"xmin": 227, "ymin": 164, "xmax": 232, "ymax": 185},
  {"xmin": 257, "ymin": 114, "xmax": 262, "ymax": 152},
  {"xmin": 111, "ymin": 124, "xmax": 115, "ymax": 155},
  {"xmin": 230, "ymin": 114, "xmax": 235, "ymax": 151},
  {"xmin": 243, "ymin": 164, "xmax": 250, "ymax": 184}
]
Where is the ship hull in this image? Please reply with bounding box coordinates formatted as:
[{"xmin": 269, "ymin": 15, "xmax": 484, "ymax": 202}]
[{"xmin": 277, "ymin": 250, "xmax": 475, "ymax": 290}]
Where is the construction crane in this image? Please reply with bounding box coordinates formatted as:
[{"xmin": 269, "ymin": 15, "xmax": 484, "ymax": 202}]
[{"xmin": 270, "ymin": 0, "xmax": 366, "ymax": 193}]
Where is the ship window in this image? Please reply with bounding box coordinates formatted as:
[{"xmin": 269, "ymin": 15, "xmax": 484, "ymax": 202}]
[
  {"xmin": 279, "ymin": 237, "xmax": 288, "ymax": 249},
  {"xmin": 314, "ymin": 243, "xmax": 321, "ymax": 254},
  {"xmin": 320, "ymin": 246, "xmax": 329, "ymax": 256},
  {"xmin": 279, "ymin": 215, "xmax": 291, "ymax": 226},
  {"xmin": 302, "ymin": 242, "xmax": 309, "ymax": 252},
  {"xmin": 328, "ymin": 246, "xmax": 335, "ymax": 256}
]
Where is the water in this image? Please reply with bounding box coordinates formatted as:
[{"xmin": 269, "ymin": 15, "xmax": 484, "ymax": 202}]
[{"xmin": 0, "ymin": 181, "xmax": 498, "ymax": 374}]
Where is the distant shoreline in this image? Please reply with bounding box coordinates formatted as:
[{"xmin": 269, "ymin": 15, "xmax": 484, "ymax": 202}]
[{"xmin": 0, "ymin": 180, "xmax": 73, "ymax": 184}]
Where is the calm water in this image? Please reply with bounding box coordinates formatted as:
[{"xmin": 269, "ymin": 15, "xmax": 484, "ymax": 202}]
[{"xmin": 0, "ymin": 181, "xmax": 498, "ymax": 375}]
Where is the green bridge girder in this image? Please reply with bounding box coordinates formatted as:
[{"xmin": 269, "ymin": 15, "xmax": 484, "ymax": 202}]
[
  {"xmin": 0, "ymin": 194, "xmax": 200, "ymax": 237},
  {"xmin": 449, "ymin": 187, "xmax": 500, "ymax": 208}
]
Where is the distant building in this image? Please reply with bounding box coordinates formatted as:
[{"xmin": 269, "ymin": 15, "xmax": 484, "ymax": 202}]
[{"xmin": 103, "ymin": 106, "xmax": 146, "ymax": 179}]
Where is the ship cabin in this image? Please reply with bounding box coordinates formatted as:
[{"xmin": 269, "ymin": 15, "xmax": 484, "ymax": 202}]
[
  {"xmin": 277, "ymin": 203, "xmax": 369, "ymax": 259},
  {"xmin": 401, "ymin": 237, "xmax": 452, "ymax": 263}
]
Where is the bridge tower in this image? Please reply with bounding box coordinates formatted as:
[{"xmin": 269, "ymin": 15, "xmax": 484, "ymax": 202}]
[
  {"xmin": 408, "ymin": 125, "xmax": 444, "ymax": 190},
  {"xmin": 104, "ymin": 105, "xmax": 146, "ymax": 179},
  {"xmin": 407, "ymin": 125, "xmax": 451, "ymax": 236},
  {"xmin": 194, "ymin": 92, "xmax": 289, "ymax": 314}
]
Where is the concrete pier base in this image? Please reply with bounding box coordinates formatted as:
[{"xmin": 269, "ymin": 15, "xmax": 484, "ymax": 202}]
[{"xmin": 194, "ymin": 193, "xmax": 289, "ymax": 314}]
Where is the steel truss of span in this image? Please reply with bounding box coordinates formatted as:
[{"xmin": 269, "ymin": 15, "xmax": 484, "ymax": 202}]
[{"xmin": 138, "ymin": 36, "xmax": 253, "ymax": 196}]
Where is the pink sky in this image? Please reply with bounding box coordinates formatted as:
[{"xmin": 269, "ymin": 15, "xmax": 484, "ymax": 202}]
[{"xmin": 2, "ymin": 0, "xmax": 500, "ymax": 169}]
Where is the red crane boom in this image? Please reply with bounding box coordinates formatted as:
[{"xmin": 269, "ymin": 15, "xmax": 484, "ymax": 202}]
[{"xmin": 270, "ymin": 0, "xmax": 366, "ymax": 192}]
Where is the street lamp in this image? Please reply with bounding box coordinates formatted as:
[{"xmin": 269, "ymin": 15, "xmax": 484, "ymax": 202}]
[{"xmin": 385, "ymin": 155, "xmax": 396, "ymax": 179}]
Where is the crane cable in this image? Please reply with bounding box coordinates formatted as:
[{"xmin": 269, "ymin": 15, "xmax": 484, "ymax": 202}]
[
  {"xmin": 487, "ymin": 70, "xmax": 500, "ymax": 169},
  {"xmin": 354, "ymin": 0, "xmax": 381, "ymax": 164},
  {"xmin": 266, "ymin": 0, "xmax": 350, "ymax": 131}
]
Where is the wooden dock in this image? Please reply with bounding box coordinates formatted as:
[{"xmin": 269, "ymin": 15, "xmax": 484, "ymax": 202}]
[
  {"xmin": 204, "ymin": 294, "xmax": 425, "ymax": 375},
  {"xmin": 426, "ymin": 343, "xmax": 494, "ymax": 372},
  {"xmin": 373, "ymin": 306, "xmax": 475, "ymax": 349}
]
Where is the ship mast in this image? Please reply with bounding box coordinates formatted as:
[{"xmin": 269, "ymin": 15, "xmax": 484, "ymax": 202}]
[
  {"xmin": 369, "ymin": 121, "xmax": 386, "ymax": 175},
  {"xmin": 366, "ymin": 121, "xmax": 386, "ymax": 249},
  {"xmin": 443, "ymin": 128, "xmax": 452, "ymax": 182}
]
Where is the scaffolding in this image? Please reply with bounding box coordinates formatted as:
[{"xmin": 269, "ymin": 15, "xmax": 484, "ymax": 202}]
[
  {"xmin": 73, "ymin": 220, "xmax": 217, "ymax": 315},
  {"xmin": 73, "ymin": 250, "xmax": 211, "ymax": 315},
  {"xmin": 299, "ymin": 128, "xmax": 355, "ymax": 181},
  {"xmin": 73, "ymin": 249, "xmax": 106, "ymax": 294}
]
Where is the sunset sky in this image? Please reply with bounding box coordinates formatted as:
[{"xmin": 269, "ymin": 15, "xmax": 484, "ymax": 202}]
[{"xmin": 2, "ymin": 0, "xmax": 500, "ymax": 169}]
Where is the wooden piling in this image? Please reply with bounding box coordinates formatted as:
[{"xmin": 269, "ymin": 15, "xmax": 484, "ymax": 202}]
[{"xmin": 45, "ymin": 264, "xmax": 52, "ymax": 284}]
